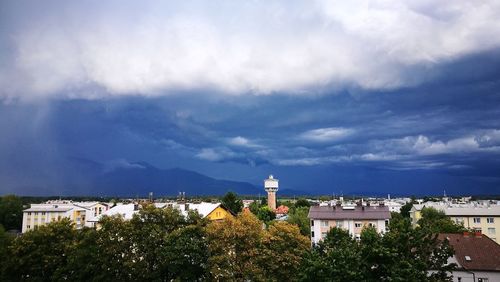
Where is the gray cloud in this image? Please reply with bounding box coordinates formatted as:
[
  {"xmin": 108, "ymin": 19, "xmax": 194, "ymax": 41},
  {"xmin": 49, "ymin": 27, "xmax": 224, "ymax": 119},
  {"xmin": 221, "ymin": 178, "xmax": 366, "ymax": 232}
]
[{"xmin": 2, "ymin": 0, "xmax": 500, "ymax": 100}]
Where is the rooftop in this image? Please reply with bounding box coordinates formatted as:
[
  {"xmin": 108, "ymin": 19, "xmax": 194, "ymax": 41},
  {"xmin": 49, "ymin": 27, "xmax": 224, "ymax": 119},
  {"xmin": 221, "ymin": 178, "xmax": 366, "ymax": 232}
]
[
  {"xmin": 308, "ymin": 205, "xmax": 391, "ymax": 220},
  {"xmin": 439, "ymin": 233, "xmax": 500, "ymax": 271}
]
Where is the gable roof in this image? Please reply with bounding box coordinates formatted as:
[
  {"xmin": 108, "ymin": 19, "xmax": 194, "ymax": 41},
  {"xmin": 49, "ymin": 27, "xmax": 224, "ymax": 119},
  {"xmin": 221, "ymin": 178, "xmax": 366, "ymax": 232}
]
[
  {"xmin": 308, "ymin": 205, "xmax": 391, "ymax": 220},
  {"xmin": 439, "ymin": 233, "xmax": 500, "ymax": 272}
]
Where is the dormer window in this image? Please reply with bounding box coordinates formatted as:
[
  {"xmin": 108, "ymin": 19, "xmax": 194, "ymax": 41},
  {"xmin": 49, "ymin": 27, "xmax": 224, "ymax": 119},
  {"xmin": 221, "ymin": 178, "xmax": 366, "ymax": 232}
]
[{"xmin": 465, "ymin": 256, "xmax": 471, "ymax": 261}]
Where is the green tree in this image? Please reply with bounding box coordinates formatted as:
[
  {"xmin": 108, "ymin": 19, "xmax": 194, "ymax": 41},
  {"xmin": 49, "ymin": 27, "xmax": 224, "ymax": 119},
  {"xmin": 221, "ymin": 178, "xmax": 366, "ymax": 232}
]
[
  {"xmin": 257, "ymin": 206, "xmax": 276, "ymax": 223},
  {"xmin": 418, "ymin": 207, "xmax": 466, "ymax": 233},
  {"xmin": 295, "ymin": 198, "xmax": 311, "ymax": 208},
  {"xmin": 221, "ymin": 191, "xmax": 243, "ymax": 214},
  {"xmin": 287, "ymin": 206, "xmax": 311, "ymax": 236},
  {"xmin": 249, "ymin": 200, "xmax": 262, "ymax": 214},
  {"xmin": 4, "ymin": 219, "xmax": 77, "ymax": 281},
  {"xmin": 400, "ymin": 201, "xmax": 414, "ymax": 218},
  {"xmin": 0, "ymin": 224, "xmax": 13, "ymax": 279},
  {"xmin": 384, "ymin": 213, "xmax": 456, "ymax": 281},
  {"xmin": 0, "ymin": 195, "xmax": 23, "ymax": 231},
  {"xmin": 164, "ymin": 225, "xmax": 209, "ymax": 280},
  {"xmin": 300, "ymin": 227, "xmax": 364, "ymax": 281}
]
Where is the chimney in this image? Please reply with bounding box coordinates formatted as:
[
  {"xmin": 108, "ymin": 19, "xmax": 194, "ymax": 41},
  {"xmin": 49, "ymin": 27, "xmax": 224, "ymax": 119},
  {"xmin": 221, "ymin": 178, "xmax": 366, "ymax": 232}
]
[
  {"xmin": 463, "ymin": 231, "xmax": 469, "ymax": 237},
  {"xmin": 474, "ymin": 230, "xmax": 482, "ymax": 238}
]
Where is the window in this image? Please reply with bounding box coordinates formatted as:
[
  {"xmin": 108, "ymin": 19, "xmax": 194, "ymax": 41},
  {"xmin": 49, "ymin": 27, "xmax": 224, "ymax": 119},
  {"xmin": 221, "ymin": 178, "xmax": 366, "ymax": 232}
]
[
  {"xmin": 368, "ymin": 222, "xmax": 375, "ymax": 227},
  {"xmin": 27, "ymin": 212, "xmax": 31, "ymax": 216},
  {"xmin": 311, "ymin": 220, "xmax": 314, "ymax": 226},
  {"xmin": 473, "ymin": 217, "xmax": 481, "ymax": 224},
  {"xmin": 321, "ymin": 220, "xmax": 329, "ymax": 227},
  {"xmin": 487, "ymin": 217, "xmax": 494, "ymax": 224},
  {"xmin": 27, "ymin": 225, "xmax": 31, "ymax": 229},
  {"xmin": 478, "ymin": 278, "xmax": 489, "ymax": 282},
  {"xmin": 455, "ymin": 217, "xmax": 464, "ymax": 224},
  {"xmin": 355, "ymin": 222, "xmax": 362, "ymax": 228},
  {"xmin": 34, "ymin": 212, "xmax": 38, "ymax": 216},
  {"xmin": 311, "ymin": 231, "xmax": 315, "ymax": 238},
  {"xmin": 42, "ymin": 212, "xmax": 46, "ymax": 216},
  {"xmin": 488, "ymin": 228, "xmax": 496, "ymax": 235},
  {"xmin": 336, "ymin": 221, "xmax": 343, "ymax": 228}
]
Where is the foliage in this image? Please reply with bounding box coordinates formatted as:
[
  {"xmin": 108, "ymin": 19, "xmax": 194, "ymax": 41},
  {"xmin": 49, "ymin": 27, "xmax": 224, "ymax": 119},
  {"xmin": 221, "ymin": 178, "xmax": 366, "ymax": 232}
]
[
  {"xmin": 3, "ymin": 219, "xmax": 77, "ymax": 281},
  {"xmin": 249, "ymin": 200, "xmax": 262, "ymax": 214},
  {"xmin": 287, "ymin": 206, "xmax": 311, "ymax": 236},
  {"xmin": 221, "ymin": 191, "xmax": 243, "ymax": 214},
  {"xmin": 206, "ymin": 211, "xmax": 265, "ymax": 280},
  {"xmin": 256, "ymin": 205, "xmax": 276, "ymax": 223},
  {"xmin": 0, "ymin": 195, "xmax": 23, "ymax": 231},
  {"xmin": 400, "ymin": 201, "xmax": 414, "ymax": 218},
  {"xmin": 300, "ymin": 227, "xmax": 364, "ymax": 281},
  {"xmin": 294, "ymin": 198, "xmax": 311, "ymax": 208},
  {"xmin": 0, "ymin": 225, "xmax": 12, "ymax": 278},
  {"xmin": 260, "ymin": 221, "xmax": 310, "ymax": 281},
  {"xmin": 300, "ymin": 216, "xmax": 456, "ymax": 281},
  {"xmin": 418, "ymin": 207, "xmax": 466, "ymax": 233}
]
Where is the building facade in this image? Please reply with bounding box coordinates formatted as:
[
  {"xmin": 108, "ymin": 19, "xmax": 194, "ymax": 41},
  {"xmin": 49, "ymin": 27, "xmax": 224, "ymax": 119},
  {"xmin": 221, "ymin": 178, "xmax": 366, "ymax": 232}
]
[
  {"xmin": 308, "ymin": 204, "xmax": 391, "ymax": 244},
  {"xmin": 22, "ymin": 201, "xmax": 91, "ymax": 233},
  {"xmin": 411, "ymin": 204, "xmax": 500, "ymax": 243}
]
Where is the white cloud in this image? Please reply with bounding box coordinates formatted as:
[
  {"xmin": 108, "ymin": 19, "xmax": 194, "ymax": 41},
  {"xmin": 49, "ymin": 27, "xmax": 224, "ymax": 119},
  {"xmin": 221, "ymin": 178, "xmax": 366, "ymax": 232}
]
[
  {"xmin": 2, "ymin": 0, "xmax": 500, "ymax": 100},
  {"xmin": 227, "ymin": 136, "xmax": 261, "ymax": 148},
  {"xmin": 195, "ymin": 147, "xmax": 238, "ymax": 162},
  {"xmin": 299, "ymin": 127, "xmax": 354, "ymax": 142}
]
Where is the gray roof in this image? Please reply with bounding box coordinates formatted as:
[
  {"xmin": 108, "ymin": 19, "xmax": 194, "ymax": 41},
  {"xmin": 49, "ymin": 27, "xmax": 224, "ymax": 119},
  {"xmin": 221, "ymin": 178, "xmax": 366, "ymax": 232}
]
[
  {"xmin": 24, "ymin": 207, "xmax": 73, "ymax": 212},
  {"xmin": 308, "ymin": 205, "xmax": 391, "ymax": 220}
]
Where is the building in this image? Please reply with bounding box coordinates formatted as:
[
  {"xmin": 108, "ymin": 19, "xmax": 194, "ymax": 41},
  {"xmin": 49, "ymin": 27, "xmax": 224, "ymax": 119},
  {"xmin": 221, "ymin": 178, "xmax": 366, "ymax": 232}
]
[
  {"xmin": 87, "ymin": 202, "xmax": 234, "ymax": 227},
  {"xmin": 264, "ymin": 175, "xmax": 279, "ymax": 210},
  {"xmin": 308, "ymin": 204, "xmax": 391, "ymax": 244},
  {"xmin": 436, "ymin": 232, "xmax": 500, "ymax": 282},
  {"xmin": 410, "ymin": 204, "xmax": 500, "ymax": 242},
  {"xmin": 22, "ymin": 201, "xmax": 90, "ymax": 233}
]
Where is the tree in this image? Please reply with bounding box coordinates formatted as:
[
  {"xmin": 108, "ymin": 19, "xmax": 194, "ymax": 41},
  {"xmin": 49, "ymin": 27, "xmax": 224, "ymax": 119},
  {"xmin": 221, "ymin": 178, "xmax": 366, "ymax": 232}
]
[
  {"xmin": 400, "ymin": 201, "xmax": 414, "ymax": 218},
  {"xmin": 0, "ymin": 224, "xmax": 12, "ymax": 279},
  {"xmin": 0, "ymin": 195, "xmax": 23, "ymax": 231},
  {"xmin": 165, "ymin": 225, "xmax": 209, "ymax": 280},
  {"xmin": 126, "ymin": 204, "xmax": 206, "ymax": 281},
  {"xmin": 383, "ymin": 213, "xmax": 456, "ymax": 281},
  {"xmin": 418, "ymin": 207, "xmax": 466, "ymax": 233},
  {"xmin": 295, "ymin": 198, "xmax": 311, "ymax": 208},
  {"xmin": 249, "ymin": 200, "xmax": 262, "ymax": 214},
  {"xmin": 260, "ymin": 221, "xmax": 310, "ymax": 281},
  {"xmin": 206, "ymin": 212, "xmax": 265, "ymax": 280},
  {"xmin": 221, "ymin": 192, "xmax": 243, "ymax": 214},
  {"xmin": 4, "ymin": 219, "xmax": 77, "ymax": 281},
  {"xmin": 287, "ymin": 206, "xmax": 311, "ymax": 236},
  {"xmin": 300, "ymin": 227, "xmax": 364, "ymax": 281},
  {"xmin": 256, "ymin": 206, "xmax": 276, "ymax": 223}
]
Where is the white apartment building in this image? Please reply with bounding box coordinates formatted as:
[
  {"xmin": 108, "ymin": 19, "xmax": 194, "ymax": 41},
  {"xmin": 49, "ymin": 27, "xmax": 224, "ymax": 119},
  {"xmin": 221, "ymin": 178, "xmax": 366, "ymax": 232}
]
[
  {"xmin": 410, "ymin": 203, "xmax": 500, "ymax": 243},
  {"xmin": 22, "ymin": 201, "xmax": 110, "ymax": 232},
  {"xmin": 308, "ymin": 204, "xmax": 391, "ymax": 244}
]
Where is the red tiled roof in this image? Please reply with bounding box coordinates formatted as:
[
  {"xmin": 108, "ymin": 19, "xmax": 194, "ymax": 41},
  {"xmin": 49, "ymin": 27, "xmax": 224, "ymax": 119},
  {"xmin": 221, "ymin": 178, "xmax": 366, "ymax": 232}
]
[
  {"xmin": 438, "ymin": 233, "xmax": 500, "ymax": 271},
  {"xmin": 275, "ymin": 205, "xmax": 289, "ymax": 214}
]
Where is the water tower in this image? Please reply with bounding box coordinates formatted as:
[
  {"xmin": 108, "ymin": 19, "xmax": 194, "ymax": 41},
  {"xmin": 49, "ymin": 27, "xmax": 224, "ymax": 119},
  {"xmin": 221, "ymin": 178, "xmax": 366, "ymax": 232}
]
[{"xmin": 264, "ymin": 175, "xmax": 279, "ymax": 210}]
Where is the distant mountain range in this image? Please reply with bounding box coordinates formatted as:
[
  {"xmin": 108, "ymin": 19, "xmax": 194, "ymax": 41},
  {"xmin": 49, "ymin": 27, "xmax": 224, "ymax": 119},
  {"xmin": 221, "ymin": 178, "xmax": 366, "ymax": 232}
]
[{"xmin": 58, "ymin": 158, "xmax": 308, "ymax": 197}]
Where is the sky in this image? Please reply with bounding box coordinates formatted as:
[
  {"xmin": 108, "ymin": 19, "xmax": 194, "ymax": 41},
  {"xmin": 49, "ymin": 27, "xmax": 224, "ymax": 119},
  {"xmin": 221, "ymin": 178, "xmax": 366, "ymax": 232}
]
[{"xmin": 1, "ymin": 0, "xmax": 500, "ymax": 196}]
